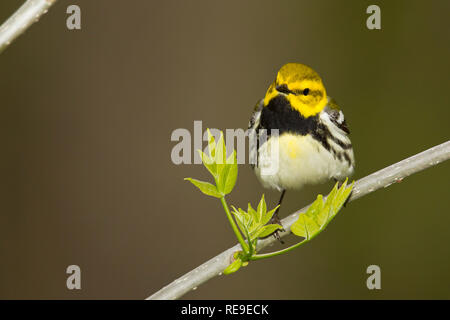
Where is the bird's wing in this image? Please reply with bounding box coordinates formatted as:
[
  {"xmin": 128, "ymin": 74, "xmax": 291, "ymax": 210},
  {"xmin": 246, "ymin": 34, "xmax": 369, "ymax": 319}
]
[
  {"xmin": 324, "ymin": 98, "xmax": 350, "ymax": 134},
  {"xmin": 248, "ymin": 99, "xmax": 264, "ymax": 131},
  {"xmin": 248, "ymin": 99, "xmax": 264, "ymax": 168}
]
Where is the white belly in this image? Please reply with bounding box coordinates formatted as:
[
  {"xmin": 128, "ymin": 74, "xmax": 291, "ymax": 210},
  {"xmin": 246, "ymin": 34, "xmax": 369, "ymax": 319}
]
[{"xmin": 254, "ymin": 133, "xmax": 354, "ymax": 191}]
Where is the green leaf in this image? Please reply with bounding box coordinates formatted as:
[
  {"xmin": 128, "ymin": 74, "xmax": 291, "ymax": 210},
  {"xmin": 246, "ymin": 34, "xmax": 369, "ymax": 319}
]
[
  {"xmin": 184, "ymin": 178, "xmax": 222, "ymax": 198},
  {"xmin": 315, "ymin": 201, "xmax": 332, "ymax": 228},
  {"xmin": 309, "ymin": 194, "xmax": 326, "ymax": 226},
  {"xmin": 231, "ymin": 207, "xmax": 248, "ymax": 236},
  {"xmin": 254, "ymin": 224, "xmax": 283, "ymax": 239},
  {"xmin": 197, "ymin": 149, "xmax": 217, "ymax": 178},
  {"xmin": 291, "ymin": 179, "xmax": 354, "ymax": 241},
  {"xmin": 256, "ymin": 194, "xmax": 267, "ymax": 223},
  {"xmin": 216, "ymin": 151, "xmax": 238, "ymax": 195},
  {"xmin": 291, "ymin": 215, "xmax": 320, "ymax": 240},
  {"xmin": 247, "ymin": 203, "xmax": 257, "ymax": 221},
  {"xmin": 261, "ymin": 206, "xmax": 279, "ymax": 226},
  {"xmin": 206, "ymin": 129, "xmax": 216, "ymax": 159},
  {"xmin": 214, "ymin": 133, "xmax": 226, "ymax": 174},
  {"xmin": 217, "ymin": 163, "xmax": 230, "ymax": 193},
  {"xmin": 223, "ymin": 151, "xmax": 238, "ymax": 194},
  {"xmin": 223, "ymin": 257, "xmax": 243, "ymax": 275},
  {"xmin": 331, "ymin": 179, "xmax": 354, "ymax": 218}
]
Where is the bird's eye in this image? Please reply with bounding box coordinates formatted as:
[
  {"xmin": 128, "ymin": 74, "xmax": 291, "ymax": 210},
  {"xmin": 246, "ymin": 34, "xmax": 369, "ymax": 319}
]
[
  {"xmin": 276, "ymin": 84, "xmax": 293, "ymax": 95},
  {"xmin": 303, "ymin": 88, "xmax": 310, "ymax": 96}
]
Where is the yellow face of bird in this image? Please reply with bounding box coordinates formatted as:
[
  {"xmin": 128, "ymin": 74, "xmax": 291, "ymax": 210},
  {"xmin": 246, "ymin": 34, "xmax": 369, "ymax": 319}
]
[{"xmin": 263, "ymin": 63, "xmax": 328, "ymax": 118}]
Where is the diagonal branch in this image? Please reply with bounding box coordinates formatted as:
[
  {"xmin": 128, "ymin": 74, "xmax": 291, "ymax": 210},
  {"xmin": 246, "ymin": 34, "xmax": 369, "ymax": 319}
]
[
  {"xmin": 0, "ymin": 0, "xmax": 57, "ymax": 54},
  {"xmin": 147, "ymin": 140, "xmax": 450, "ymax": 300}
]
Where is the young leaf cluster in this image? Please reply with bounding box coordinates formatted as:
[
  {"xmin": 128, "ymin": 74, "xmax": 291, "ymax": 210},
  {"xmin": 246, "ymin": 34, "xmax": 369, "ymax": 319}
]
[
  {"xmin": 223, "ymin": 196, "xmax": 283, "ymax": 274},
  {"xmin": 185, "ymin": 130, "xmax": 237, "ymax": 198},
  {"xmin": 232, "ymin": 196, "xmax": 282, "ymax": 247}
]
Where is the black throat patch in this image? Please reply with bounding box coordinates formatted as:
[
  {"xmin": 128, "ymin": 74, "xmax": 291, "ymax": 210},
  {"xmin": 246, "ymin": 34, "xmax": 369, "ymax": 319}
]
[{"xmin": 260, "ymin": 95, "xmax": 318, "ymax": 136}]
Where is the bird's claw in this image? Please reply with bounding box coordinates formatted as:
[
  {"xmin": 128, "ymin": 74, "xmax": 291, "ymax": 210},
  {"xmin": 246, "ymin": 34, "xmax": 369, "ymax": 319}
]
[{"xmin": 268, "ymin": 215, "xmax": 285, "ymax": 244}]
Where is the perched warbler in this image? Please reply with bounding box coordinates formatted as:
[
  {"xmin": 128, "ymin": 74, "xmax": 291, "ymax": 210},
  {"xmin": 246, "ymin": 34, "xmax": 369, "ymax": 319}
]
[{"xmin": 249, "ymin": 63, "xmax": 355, "ymax": 240}]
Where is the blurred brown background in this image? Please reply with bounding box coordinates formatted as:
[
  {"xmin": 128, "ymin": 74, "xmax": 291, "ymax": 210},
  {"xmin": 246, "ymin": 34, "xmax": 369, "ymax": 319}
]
[{"xmin": 0, "ymin": 0, "xmax": 449, "ymax": 299}]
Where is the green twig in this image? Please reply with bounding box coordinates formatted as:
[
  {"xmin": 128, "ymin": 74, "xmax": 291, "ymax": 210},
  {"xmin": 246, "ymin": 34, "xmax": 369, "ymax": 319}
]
[
  {"xmin": 250, "ymin": 239, "xmax": 308, "ymax": 260},
  {"xmin": 220, "ymin": 197, "xmax": 249, "ymax": 254}
]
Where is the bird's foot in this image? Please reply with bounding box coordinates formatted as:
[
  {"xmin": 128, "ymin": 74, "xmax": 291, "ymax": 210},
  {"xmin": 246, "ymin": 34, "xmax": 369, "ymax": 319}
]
[{"xmin": 266, "ymin": 214, "xmax": 285, "ymax": 244}]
